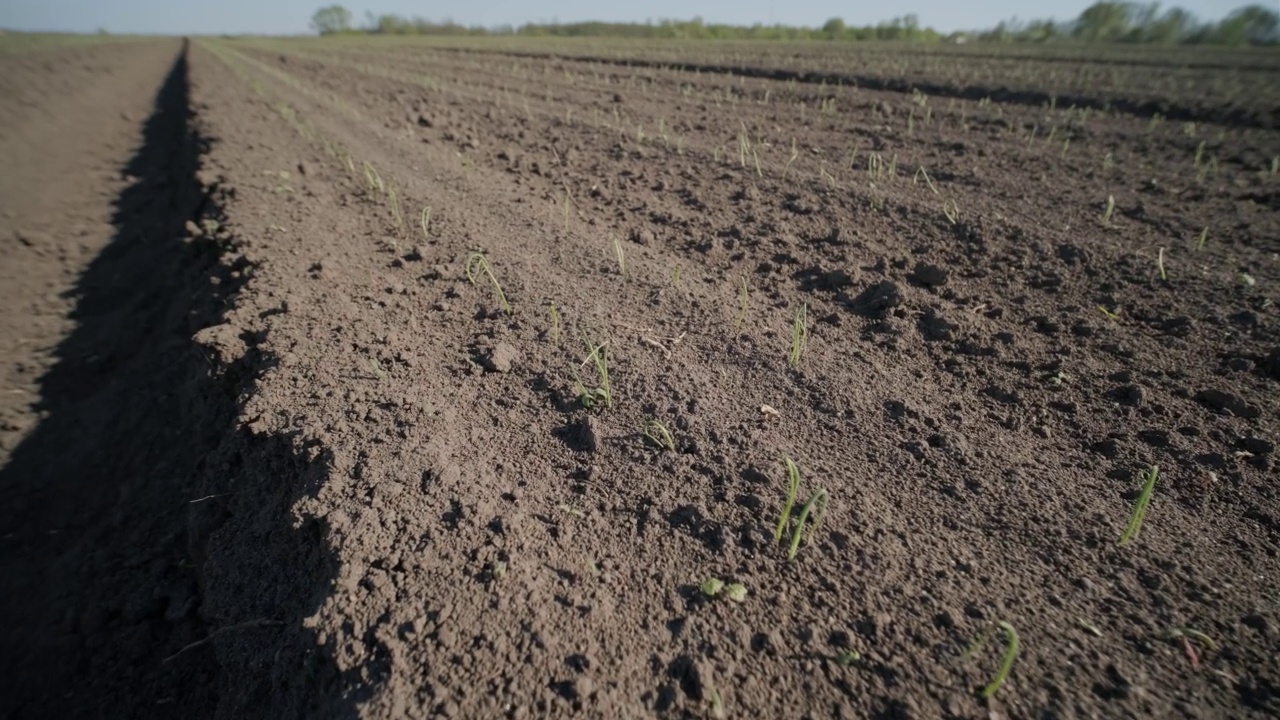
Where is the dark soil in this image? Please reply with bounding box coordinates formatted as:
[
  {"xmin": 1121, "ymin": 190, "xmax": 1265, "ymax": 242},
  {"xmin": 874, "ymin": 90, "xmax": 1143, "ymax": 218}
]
[{"xmin": 2, "ymin": 35, "xmax": 1278, "ymax": 720}]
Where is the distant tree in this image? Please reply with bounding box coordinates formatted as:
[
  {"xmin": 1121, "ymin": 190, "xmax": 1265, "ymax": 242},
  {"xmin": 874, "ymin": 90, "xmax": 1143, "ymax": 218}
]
[
  {"xmin": 1073, "ymin": 2, "xmax": 1134, "ymax": 41},
  {"xmin": 822, "ymin": 17, "xmax": 846, "ymax": 39},
  {"xmin": 311, "ymin": 5, "xmax": 353, "ymax": 35},
  {"xmin": 1209, "ymin": 4, "xmax": 1280, "ymax": 44},
  {"xmin": 1146, "ymin": 6, "xmax": 1197, "ymax": 42},
  {"xmin": 1019, "ymin": 18, "xmax": 1061, "ymax": 42}
]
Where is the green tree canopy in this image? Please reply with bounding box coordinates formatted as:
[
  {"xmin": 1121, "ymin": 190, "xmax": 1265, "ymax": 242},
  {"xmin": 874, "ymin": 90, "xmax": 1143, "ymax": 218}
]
[
  {"xmin": 1210, "ymin": 4, "xmax": 1280, "ymax": 44},
  {"xmin": 311, "ymin": 5, "xmax": 353, "ymax": 35},
  {"xmin": 1074, "ymin": 2, "xmax": 1134, "ymax": 41}
]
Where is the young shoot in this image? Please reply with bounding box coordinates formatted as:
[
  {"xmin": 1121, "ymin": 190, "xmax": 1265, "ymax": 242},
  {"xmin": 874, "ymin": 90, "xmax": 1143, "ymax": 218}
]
[
  {"xmin": 773, "ymin": 458, "xmax": 827, "ymax": 560},
  {"xmin": 782, "ymin": 137, "xmax": 799, "ymax": 181},
  {"xmin": 643, "ymin": 417, "xmax": 675, "ymax": 451},
  {"xmin": 464, "ymin": 252, "xmax": 512, "ymax": 315},
  {"xmin": 913, "ymin": 166, "xmax": 939, "ymax": 195},
  {"xmin": 420, "ymin": 206, "xmax": 432, "ymax": 240},
  {"xmin": 788, "ymin": 303, "xmax": 809, "ymax": 367},
  {"xmin": 1101, "ymin": 194, "xmax": 1116, "ymax": 225},
  {"xmin": 1196, "ymin": 226, "xmax": 1208, "ymax": 250},
  {"xmin": 573, "ymin": 334, "xmax": 612, "ymax": 409},
  {"xmin": 612, "ymin": 234, "xmax": 626, "ymax": 275},
  {"xmin": 1119, "ymin": 465, "xmax": 1159, "ymax": 546},
  {"xmin": 1157, "ymin": 247, "xmax": 1167, "ymax": 281},
  {"xmin": 943, "ymin": 198, "xmax": 960, "ymax": 225},
  {"xmin": 362, "ymin": 161, "xmax": 384, "ymax": 194},
  {"xmin": 389, "ymin": 184, "xmax": 404, "ymax": 236},
  {"xmin": 963, "ymin": 621, "xmax": 1020, "ymax": 699},
  {"xmin": 1164, "ymin": 627, "xmax": 1215, "ymax": 669}
]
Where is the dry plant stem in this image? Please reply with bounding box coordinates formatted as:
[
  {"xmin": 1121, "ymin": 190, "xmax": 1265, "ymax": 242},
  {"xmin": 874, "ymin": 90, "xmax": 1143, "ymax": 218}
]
[
  {"xmin": 163, "ymin": 618, "xmax": 284, "ymax": 663},
  {"xmin": 734, "ymin": 276, "xmax": 748, "ymax": 332}
]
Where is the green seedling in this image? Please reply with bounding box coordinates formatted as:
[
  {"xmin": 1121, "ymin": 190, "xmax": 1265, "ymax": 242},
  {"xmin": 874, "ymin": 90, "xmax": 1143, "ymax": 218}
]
[
  {"xmin": 724, "ymin": 583, "xmax": 747, "ymax": 602},
  {"xmin": 1099, "ymin": 305, "xmax": 1121, "ymax": 320},
  {"xmin": 389, "ymin": 184, "xmax": 404, "ymax": 235},
  {"xmin": 490, "ymin": 560, "xmax": 507, "ymax": 580},
  {"xmin": 369, "ymin": 358, "xmax": 386, "ymax": 382},
  {"xmin": 774, "ymin": 457, "xmax": 828, "ymax": 560},
  {"xmin": 1102, "ymin": 195, "xmax": 1116, "ymax": 225},
  {"xmin": 673, "ymin": 265, "xmax": 682, "ymax": 288},
  {"xmin": 782, "ymin": 137, "xmax": 799, "ymax": 181},
  {"xmin": 1196, "ymin": 226, "xmax": 1208, "ymax": 250},
  {"xmin": 788, "ymin": 303, "xmax": 809, "ymax": 367},
  {"xmin": 1194, "ymin": 140, "xmax": 1206, "ymax": 167},
  {"xmin": 1061, "ymin": 138, "xmax": 1071, "ymax": 159},
  {"xmin": 573, "ymin": 334, "xmax": 612, "ymax": 409},
  {"xmin": 1077, "ymin": 617, "xmax": 1103, "ymax": 637},
  {"xmin": 819, "ymin": 163, "xmax": 837, "ymax": 190},
  {"xmin": 548, "ymin": 303, "xmax": 560, "ymax": 343},
  {"xmin": 613, "ymin": 234, "xmax": 626, "ymax": 275},
  {"xmin": 464, "ymin": 252, "xmax": 512, "ymax": 315},
  {"xmin": 701, "ymin": 578, "xmax": 725, "ymax": 597},
  {"xmin": 734, "ymin": 276, "xmax": 749, "ymax": 332},
  {"xmin": 420, "ymin": 206, "xmax": 432, "ymax": 240},
  {"xmin": 643, "ymin": 417, "xmax": 675, "ymax": 451},
  {"xmin": 1119, "ymin": 465, "xmax": 1159, "ymax": 546},
  {"xmin": 962, "ymin": 621, "xmax": 1020, "ymax": 699},
  {"xmin": 362, "ymin": 161, "xmax": 384, "ymax": 194},
  {"xmin": 1164, "ymin": 627, "xmax": 1215, "ymax": 669},
  {"xmin": 1157, "ymin": 247, "xmax": 1167, "ymax": 281},
  {"xmin": 943, "ymin": 198, "xmax": 959, "ymax": 225},
  {"xmin": 708, "ymin": 685, "xmax": 725, "ymax": 719},
  {"xmin": 835, "ymin": 650, "xmax": 861, "ymax": 666},
  {"xmin": 913, "ymin": 166, "xmax": 939, "ymax": 195}
]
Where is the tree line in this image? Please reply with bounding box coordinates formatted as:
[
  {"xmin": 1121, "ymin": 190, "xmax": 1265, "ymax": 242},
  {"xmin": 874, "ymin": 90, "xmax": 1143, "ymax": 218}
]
[{"xmin": 310, "ymin": 3, "xmax": 1280, "ymax": 46}]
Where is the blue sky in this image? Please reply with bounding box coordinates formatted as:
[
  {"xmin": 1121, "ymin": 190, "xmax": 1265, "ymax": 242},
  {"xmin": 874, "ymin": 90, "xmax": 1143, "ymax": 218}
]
[{"xmin": 0, "ymin": 0, "xmax": 1251, "ymax": 36}]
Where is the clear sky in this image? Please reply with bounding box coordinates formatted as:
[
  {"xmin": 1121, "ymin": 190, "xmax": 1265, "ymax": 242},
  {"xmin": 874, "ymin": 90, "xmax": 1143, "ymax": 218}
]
[{"xmin": 0, "ymin": 0, "xmax": 1253, "ymax": 36}]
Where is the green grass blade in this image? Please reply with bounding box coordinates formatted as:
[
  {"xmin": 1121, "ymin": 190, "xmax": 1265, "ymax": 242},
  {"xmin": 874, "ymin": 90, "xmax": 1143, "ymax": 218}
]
[
  {"xmin": 1119, "ymin": 465, "xmax": 1159, "ymax": 545},
  {"xmin": 786, "ymin": 489, "xmax": 828, "ymax": 560},
  {"xmin": 980, "ymin": 622, "xmax": 1020, "ymax": 699},
  {"xmin": 774, "ymin": 458, "xmax": 800, "ymax": 543}
]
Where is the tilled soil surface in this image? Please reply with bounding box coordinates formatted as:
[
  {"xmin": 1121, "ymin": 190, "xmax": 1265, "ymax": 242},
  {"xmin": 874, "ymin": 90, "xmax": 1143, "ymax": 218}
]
[{"xmin": 2, "ymin": 37, "xmax": 1278, "ymax": 720}]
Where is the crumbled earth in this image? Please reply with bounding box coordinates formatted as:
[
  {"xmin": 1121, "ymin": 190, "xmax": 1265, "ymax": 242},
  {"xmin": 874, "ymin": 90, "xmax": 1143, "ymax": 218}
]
[{"xmin": 1, "ymin": 35, "xmax": 1278, "ymax": 720}]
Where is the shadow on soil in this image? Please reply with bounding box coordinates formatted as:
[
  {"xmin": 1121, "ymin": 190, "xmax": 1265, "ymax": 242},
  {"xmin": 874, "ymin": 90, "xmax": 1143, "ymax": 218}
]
[{"xmin": 0, "ymin": 40, "xmax": 355, "ymax": 719}]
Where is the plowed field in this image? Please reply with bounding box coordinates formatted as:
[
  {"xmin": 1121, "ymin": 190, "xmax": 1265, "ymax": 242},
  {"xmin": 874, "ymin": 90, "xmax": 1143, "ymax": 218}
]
[{"xmin": 2, "ymin": 35, "xmax": 1278, "ymax": 719}]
